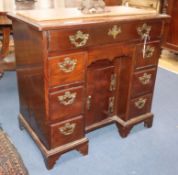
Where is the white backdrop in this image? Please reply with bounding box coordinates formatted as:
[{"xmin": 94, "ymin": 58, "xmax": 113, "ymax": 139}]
[{"xmin": 0, "ymin": 0, "xmax": 83, "ymax": 11}]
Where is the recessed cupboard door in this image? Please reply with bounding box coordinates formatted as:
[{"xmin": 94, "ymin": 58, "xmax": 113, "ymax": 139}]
[{"xmin": 85, "ymin": 60, "xmax": 120, "ymax": 127}]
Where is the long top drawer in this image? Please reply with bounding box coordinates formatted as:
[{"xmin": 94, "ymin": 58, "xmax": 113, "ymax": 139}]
[{"xmin": 47, "ymin": 20, "xmax": 163, "ymax": 52}]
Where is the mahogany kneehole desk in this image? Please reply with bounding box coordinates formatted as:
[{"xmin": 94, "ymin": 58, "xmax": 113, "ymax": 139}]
[{"xmin": 8, "ymin": 7, "xmax": 169, "ymax": 169}]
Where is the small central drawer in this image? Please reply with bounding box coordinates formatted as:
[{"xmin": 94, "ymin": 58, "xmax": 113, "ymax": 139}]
[
  {"xmin": 47, "ymin": 20, "xmax": 162, "ymax": 52},
  {"xmin": 131, "ymin": 68, "xmax": 157, "ymax": 98},
  {"xmin": 49, "ymin": 86, "xmax": 84, "ymax": 121},
  {"xmin": 49, "ymin": 116, "xmax": 84, "ymax": 148},
  {"xmin": 48, "ymin": 52, "xmax": 87, "ymax": 87}
]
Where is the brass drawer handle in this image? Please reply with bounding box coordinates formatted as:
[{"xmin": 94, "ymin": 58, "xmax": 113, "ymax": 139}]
[
  {"xmin": 59, "ymin": 122, "xmax": 76, "ymax": 136},
  {"xmin": 108, "ymin": 96, "xmax": 115, "ymax": 114},
  {"xmin": 137, "ymin": 23, "xmax": 152, "ymax": 40},
  {"xmin": 135, "ymin": 98, "xmax": 147, "ymax": 109},
  {"xmin": 138, "ymin": 73, "xmax": 152, "ymax": 85},
  {"xmin": 110, "ymin": 74, "xmax": 117, "ymax": 91},
  {"xmin": 69, "ymin": 30, "xmax": 89, "ymax": 48},
  {"xmin": 108, "ymin": 25, "xmax": 122, "ymax": 39},
  {"xmin": 144, "ymin": 46, "xmax": 155, "ymax": 58},
  {"xmin": 87, "ymin": 95, "xmax": 92, "ymax": 110},
  {"xmin": 58, "ymin": 57, "xmax": 77, "ymax": 73},
  {"xmin": 58, "ymin": 91, "xmax": 77, "ymax": 106}
]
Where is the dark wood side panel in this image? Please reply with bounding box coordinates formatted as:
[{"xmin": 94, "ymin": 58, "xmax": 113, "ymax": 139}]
[{"xmin": 12, "ymin": 19, "xmax": 50, "ymax": 148}]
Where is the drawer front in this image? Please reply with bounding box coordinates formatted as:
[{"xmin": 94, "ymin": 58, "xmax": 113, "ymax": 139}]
[
  {"xmin": 128, "ymin": 94, "xmax": 152, "ymax": 119},
  {"xmin": 48, "ymin": 52, "xmax": 87, "ymax": 87},
  {"xmin": 49, "ymin": 86, "xmax": 84, "ymax": 121},
  {"xmin": 131, "ymin": 68, "xmax": 157, "ymax": 98},
  {"xmin": 48, "ymin": 20, "xmax": 162, "ymax": 52},
  {"xmin": 134, "ymin": 42, "xmax": 161, "ymax": 69},
  {"xmin": 50, "ymin": 116, "xmax": 84, "ymax": 148}
]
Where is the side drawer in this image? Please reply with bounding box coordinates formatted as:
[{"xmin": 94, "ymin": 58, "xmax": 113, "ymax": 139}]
[
  {"xmin": 134, "ymin": 41, "xmax": 161, "ymax": 69},
  {"xmin": 49, "ymin": 86, "xmax": 84, "ymax": 121},
  {"xmin": 48, "ymin": 52, "xmax": 87, "ymax": 87},
  {"xmin": 127, "ymin": 94, "xmax": 152, "ymax": 119},
  {"xmin": 50, "ymin": 116, "xmax": 85, "ymax": 148},
  {"xmin": 131, "ymin": 68, "xmax": 157, "ymax": 98}
]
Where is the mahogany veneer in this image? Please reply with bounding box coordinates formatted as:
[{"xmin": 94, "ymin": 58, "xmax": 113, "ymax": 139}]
[{"xmin": 8, "ymin": 8, "xmax": 169, "ymax": 169}]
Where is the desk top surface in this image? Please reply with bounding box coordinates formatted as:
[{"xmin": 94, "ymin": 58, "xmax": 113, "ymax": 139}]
[
  {"xmin": 15, "ymin": 6, "xmax": 157, "ymax": 21},
  {"xmin": 8, "ymin": 6, "xmax": 169, "ymax": 31}
]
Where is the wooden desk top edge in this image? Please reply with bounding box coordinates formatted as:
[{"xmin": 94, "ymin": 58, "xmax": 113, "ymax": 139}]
[{"xmin": 7, "ymin": 11, "xmax": 170, "ymax": 31}]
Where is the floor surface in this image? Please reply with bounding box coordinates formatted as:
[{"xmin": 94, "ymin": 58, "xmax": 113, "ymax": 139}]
[
  {"xmin": 159, "ymin": 49, "xmax": 178, "ymax": 73},
  {"xmin": 0, "ymin": 68, "xmax": 178, "ymax": 175}
]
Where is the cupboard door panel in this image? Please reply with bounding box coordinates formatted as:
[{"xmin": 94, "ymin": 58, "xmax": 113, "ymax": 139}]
[{"xmin": 85, "ymin": 60, "xmax": 119, "ymax": 127}]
